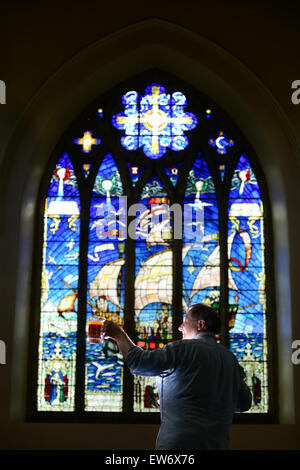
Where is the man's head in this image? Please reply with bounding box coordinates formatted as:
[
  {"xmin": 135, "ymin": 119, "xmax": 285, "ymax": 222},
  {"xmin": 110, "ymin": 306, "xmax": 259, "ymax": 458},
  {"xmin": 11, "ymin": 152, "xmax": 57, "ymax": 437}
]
[{"xmin": 178, "ymin": 303, "xmax": 221, "ymax": 339}]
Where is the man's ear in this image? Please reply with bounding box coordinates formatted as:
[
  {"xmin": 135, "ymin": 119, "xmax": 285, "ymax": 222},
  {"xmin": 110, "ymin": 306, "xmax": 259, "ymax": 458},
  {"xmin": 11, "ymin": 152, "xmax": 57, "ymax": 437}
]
[{"xmin": 197, "ymin": 319, "xmax": 206, "ymax": 331}]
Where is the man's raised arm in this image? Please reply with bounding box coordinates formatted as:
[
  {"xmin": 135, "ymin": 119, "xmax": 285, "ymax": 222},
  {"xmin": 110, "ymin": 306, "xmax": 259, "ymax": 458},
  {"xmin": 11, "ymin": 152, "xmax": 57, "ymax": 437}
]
[{"xmin": 102, "ymin": 320, "xmax": 135, "ymax": 357}]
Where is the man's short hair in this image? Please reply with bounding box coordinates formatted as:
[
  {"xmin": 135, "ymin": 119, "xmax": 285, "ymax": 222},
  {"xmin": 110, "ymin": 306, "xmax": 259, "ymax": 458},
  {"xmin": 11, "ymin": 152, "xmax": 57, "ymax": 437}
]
[{"xmin": 188, "ymin": 303, "xmax": 221, "ymax": 334}]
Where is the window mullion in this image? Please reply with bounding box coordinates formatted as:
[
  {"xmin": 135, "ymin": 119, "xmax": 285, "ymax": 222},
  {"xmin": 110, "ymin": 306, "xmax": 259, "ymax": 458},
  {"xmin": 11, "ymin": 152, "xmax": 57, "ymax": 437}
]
[
  {"xmin": 75, "ymin": 184, "xmax": 91, "ymax": 415},
  {"xmin": 218, "ymin": 183, "xmax": 230, "ymax": 348},
  {"xmin": 172, "ymin": 212, "xmax": 183, "ymax": 341},
  {"xmin": 123, "ymin": 207, "xmax": 135, "ymax": 415}
]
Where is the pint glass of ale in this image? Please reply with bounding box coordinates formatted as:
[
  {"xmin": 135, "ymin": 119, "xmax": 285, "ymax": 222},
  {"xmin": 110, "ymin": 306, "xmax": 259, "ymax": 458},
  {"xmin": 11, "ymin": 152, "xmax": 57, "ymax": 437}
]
[{"xmin": 87, "ymin": 318, "xmax": 104, "ymax": 344}]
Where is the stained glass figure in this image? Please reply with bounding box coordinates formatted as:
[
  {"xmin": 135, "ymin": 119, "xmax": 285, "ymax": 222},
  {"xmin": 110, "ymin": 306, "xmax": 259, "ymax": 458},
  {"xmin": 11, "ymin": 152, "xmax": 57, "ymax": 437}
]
[
  {"xmin": 209, "ymin": 131, "xmax": 234, "ymax": 155},
  {"xmin": 112, "ymin": 84, "xmax": 197, "ymax": 159},
  {"xmin": 85, "ymin": 153, "xmax": 125, "ymax": 412},
  {"xmin": 133, "ymin": 177, "xmax": 172, "ymax": 412},
  {"xmin": 37, "ymin": 153, "xmax": 80, "ymax": 411},
  {"xmin": 182, "ymin": 154, "xmax": 221, "ymax": 314},
  {"xmin": 228, "ymin": 153, "xmax": 268, "ymax": 413}
]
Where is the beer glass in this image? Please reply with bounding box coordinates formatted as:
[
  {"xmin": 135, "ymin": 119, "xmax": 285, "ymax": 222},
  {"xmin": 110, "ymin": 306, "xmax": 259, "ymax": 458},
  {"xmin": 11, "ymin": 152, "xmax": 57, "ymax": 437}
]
[{"xmin": 87, "ymin": 317, "xmax": 105, "ymax": 344}]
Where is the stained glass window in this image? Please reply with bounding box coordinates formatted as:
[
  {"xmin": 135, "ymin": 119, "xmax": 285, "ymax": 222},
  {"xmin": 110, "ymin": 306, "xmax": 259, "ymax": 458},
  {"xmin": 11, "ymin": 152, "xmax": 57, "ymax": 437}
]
[
  {"xmin": 228, "ymin": 154, "xmax": 268, "ymax": 413},
  {"xmin": 37, "ymin": 153, "xmax": 80, "ymax": 411},
  {"xmin": 133, "ymin": 176, "xmax": 173, "ymax": 412},
  {"xmin": 32, "ymin": 75, "xmax": 275, "ymax": 421},
  {"xmin": 182, "ymin": 154, "xmax": 220, "ymax": 315},
  {"xmin": 85, "ymin": 153, "xmax": 125, "ymax": 412}
]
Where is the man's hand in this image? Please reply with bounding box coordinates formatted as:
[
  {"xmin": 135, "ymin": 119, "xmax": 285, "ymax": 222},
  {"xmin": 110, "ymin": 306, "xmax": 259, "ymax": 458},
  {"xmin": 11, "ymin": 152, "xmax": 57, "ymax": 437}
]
[
  {"xmin": 102, "ymin": 320, "xmax": 135, "ymax": 357},
  {"xmin": 102, "ymin": 320, "xmax": 124, "ymax": 341}
]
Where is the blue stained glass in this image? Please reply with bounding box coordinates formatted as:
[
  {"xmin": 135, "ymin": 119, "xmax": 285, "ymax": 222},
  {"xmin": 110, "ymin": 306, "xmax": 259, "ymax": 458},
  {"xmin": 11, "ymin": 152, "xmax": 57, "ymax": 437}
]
[
  {"xmin": 127, "ymin": 163, "xmax": 144, "ymax": 186},
  {"xmin": 140, "ymin": 175, "xmax": 169, "ymax": 200},
  {"xmin": 163, "ymin": 164, "xmax": 182, "ymax": 186},
  {"xmin": 229, "ymin": 290, "xmax": 265, "ymax": 315},
  {"xmin": 45, "ymin": 214, "xmax": 81, "ymax": 241},
  {"xmin": 92, "ymin": 153, "xmax": 123, "ymax": 197},
  {"xmin": 89, "ymin": 195, "xmax": 126, "ymax": 243},
  {"xmin": 87, "ymin": 247, "xmax": 125, "ymax": 316},
  {"xmin": 35, "ymin": 78, "xmax": 273, "ymax": 417},
  {"xmin": 82, "ymin": 163, "xmax": 91, "ymax": 178},
  {"xmin": 42, "ymin": 154, "xmax": 80, "ymax": 308},
  {"xmin": 47, "ymin": 153, "xmax": 79, "ymax": 198},
  {"xmin": 133, "ymin": 177, "xmax": 173, "ymax": 412},
  {"xmin": 206, "ymin": 109, "xmax": 212, "ymax": 119},
  {"xmin": 228, "ymin": 154, "xmax": 268, "ymax": 413},
  {"xmin": 208, "ymin": 131, "xmax": 234, "ymax": 155},
  {"xmin": 112, "ymin": 83, "xmax": 197, "ymax": 159},
  {"xmin": 182, "ymin": 287, "xmax": 221, "ymax": 312},
  {"xmin": 134, "ymin": 181, "xmax": 172, "ymax": 318},
  {"xmin": 42, "ymin": 332, "xmax": 77, "ymax": 360},
  {"xmin": 182, "ymin": 154, "xmax": 220, "ymax": 311},
  {"xmin": 85, "ymin": 153, "xmax": 125, "ymax": 412},
  {"xmin": 230, "ymin": 154, "xmax": 261, "ymax": 199},
  {"xmin": 183, "ymin": 155, "xmax": 218, "ymax": 245},
  {"xmin": 218, "ymin": 164, "xmax": 226, "ymax": 182},
  {"xmin": 43, "ymin": 241, "xmax": 80, "ymax": 264},
  {"xmin": 232, "ymin": 313, "xmax": 264, "ymax": 334},
  {"xmin": 230, "ymin": 334, "xmax": 264, "ymax": 360},
  {"xmin": 185, "ymin": 154, "xmax": 216, "ymax": 196},
  {"xmin": 37, "ymin": 153, "xmax": 80, "ymax": 411}
]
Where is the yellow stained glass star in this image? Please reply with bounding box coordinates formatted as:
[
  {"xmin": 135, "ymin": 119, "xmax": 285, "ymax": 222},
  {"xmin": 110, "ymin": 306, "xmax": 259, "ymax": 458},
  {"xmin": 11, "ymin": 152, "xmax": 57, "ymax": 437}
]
[{"xmin": 75, "ymin": 131, "xmax": 100, "ymax": 153}]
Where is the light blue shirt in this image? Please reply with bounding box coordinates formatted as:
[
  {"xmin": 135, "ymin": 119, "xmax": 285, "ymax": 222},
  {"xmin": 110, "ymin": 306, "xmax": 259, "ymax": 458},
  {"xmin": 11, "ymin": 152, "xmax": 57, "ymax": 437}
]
[{"xmin": 126, "ymin": 332, "xmax": 252, "ymax": 450}]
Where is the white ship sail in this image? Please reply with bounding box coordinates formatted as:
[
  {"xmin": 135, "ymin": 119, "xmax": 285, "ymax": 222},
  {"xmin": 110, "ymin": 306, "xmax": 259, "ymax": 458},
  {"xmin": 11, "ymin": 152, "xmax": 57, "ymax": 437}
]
[
  {"xmin": 89, "ymin": 258, "xmax": 125, "ymax": 308},
  {"xmin": 189, "ymin": 231, "xmax": 239, "ymax": 302},
  {"xmin": 57, "ymin": 293, "xmax": 77, "ymax": 313},
  {"xmin": 134, "ymin": 249, "xmax": 172, "ymax": 318},
  {"xmin": 134, "ymin": 245, "xmax": 192, "ymax": 317},
  {"xmin": 88, "ymin": 230, "xmax": 250, "ymax": 317}
]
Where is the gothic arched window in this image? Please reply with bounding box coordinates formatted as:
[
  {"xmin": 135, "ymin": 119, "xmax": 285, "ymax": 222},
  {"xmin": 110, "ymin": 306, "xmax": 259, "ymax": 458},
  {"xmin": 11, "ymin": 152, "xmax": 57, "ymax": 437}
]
[{"xmin": 28, "ymin": 72, "xmax": 277, "ymax": 422}]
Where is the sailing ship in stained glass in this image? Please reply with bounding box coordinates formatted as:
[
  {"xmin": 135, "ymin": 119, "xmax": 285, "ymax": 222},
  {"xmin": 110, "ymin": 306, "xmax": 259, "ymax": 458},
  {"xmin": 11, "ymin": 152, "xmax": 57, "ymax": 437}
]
[
  {"xmin": 37, "ymin": 153, "xmax": 80, "ymax": 411},
  {"xmin": 85, "ymin": 153, "xmax": 125, "ymax": 412},
  {"xmin": 228, "ymin": 153, "xmax": 268, "ymax": 413},
  {"xmin": 182, "ymin": 154, "xmax": 222, "ymax": 315},
  {"xmin": 133, "ymin": 177, "xmax": 173, "ymax": 412}
]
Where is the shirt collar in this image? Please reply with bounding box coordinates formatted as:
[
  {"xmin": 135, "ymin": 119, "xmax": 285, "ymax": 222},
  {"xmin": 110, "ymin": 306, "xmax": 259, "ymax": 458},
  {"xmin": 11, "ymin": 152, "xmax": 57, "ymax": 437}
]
[{"xmin": 194, "ymin": 331, "xmax": 217, "ymax": 341}]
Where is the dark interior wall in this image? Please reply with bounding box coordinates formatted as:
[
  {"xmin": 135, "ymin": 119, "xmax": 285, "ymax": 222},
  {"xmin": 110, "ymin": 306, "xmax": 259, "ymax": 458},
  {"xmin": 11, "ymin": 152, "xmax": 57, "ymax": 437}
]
[
  {"xmin": 0, "ymin": 1, "xmax": 299, "ymax": 450},
  {"xmin": 2, "ymin": 1, "xmax": 300, "ymax": 134}
]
